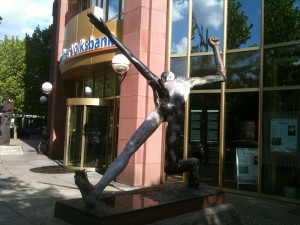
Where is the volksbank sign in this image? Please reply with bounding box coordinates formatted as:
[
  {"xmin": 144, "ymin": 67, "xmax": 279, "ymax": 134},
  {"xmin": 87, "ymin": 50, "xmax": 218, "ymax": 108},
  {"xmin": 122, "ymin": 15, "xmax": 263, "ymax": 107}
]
[{"xmin": 60, "ymin": 36, "xmax": 115, "ymax": 62}]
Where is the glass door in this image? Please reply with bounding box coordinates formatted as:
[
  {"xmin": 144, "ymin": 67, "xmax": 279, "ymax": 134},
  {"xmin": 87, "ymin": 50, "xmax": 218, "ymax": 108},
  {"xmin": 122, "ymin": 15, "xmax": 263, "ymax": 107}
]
[{"xmin": 64, "ymin": 98, "xmax": 115, "ymax": 172}]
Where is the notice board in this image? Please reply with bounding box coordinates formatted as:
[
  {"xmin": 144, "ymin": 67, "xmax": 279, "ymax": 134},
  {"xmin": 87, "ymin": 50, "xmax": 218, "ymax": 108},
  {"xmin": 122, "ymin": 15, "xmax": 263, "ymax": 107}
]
[{"xmin": 236, "ymin": 148, "xmax": 258, "ymax": 189}]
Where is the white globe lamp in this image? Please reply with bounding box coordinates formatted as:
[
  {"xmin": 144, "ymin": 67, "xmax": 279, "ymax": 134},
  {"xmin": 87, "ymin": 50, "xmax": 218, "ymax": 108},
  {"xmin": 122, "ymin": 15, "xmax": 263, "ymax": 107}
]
[
  {"xmin": 42, "ymin": 82, "xmax": 53, "ymax": 94},
  {"xmin": 40, "ymin": 96, "xmax": 47, "ymax": 104},
  {"xmin": 85, "ymin": 86, "xmax": 92, "ymax": 95},
  {"xmin": 112, "ymin": 54, "xmax": 130, "ymax": 74}
]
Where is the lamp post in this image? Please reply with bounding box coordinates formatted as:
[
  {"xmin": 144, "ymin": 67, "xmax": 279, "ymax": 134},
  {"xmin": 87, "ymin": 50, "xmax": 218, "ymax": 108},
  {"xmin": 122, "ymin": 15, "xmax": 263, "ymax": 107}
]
[{"xmin": 111, "ymin": 54, "xmax": 130, "ymax": 82}]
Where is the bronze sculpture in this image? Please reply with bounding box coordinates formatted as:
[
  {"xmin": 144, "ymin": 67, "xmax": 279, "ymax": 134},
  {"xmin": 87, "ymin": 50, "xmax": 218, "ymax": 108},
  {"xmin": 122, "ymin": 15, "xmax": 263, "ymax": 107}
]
[
  {"xmin": 74, "ymin": 12, "xmax": 226, "ymax": 207},
  {"xmin": 0, "ymin": 94, "xmax": 14, "ymax": 145}
]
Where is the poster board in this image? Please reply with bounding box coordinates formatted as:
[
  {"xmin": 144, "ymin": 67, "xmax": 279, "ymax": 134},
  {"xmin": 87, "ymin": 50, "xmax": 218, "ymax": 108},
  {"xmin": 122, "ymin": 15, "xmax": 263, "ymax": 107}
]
[
  {"xmin": 236, "ymin": 148, "xmax": 258, "ymax": 189},
  {"xmin": 189, "ymin": 110, "xmax": 201, "ymax": 143},
  {"xmin": 270, "ymin": 119, "xmax": 297, "ymax": 153},
  {"xmin": 207, "ymin": 110, "xmax": 219, "ymax": 143}
]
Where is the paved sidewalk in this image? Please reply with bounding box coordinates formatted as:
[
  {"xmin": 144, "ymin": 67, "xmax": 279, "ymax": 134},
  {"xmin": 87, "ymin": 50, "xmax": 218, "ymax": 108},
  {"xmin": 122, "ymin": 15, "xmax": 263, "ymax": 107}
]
[{"xmin": 0, "ymin": 137, "xmax": 300, "ymax": 225}]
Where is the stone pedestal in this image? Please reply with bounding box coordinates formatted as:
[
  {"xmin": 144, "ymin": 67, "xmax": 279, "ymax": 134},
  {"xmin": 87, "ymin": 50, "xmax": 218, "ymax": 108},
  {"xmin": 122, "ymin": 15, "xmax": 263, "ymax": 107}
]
[
  {"xmin": 0, "ymin": 145, "xmax": 23, "ymax": 154},
  {"xmin": 55, "ymin": 183, "xmax": 242, "ymax": 225}
]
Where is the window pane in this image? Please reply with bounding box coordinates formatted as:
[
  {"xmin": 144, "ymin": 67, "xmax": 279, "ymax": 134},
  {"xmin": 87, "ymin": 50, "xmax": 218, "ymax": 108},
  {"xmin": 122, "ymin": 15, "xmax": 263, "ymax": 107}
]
[
  {"xmin": 171, "ymin": 0, "xmax": 189, "ymax": 54},
  {"xmin": 264, "ymin": 0, "xmax": 300, "ymax": 45},
  {"xmin": 170, "ymin": 57, "xmax": 187, "ymax": 78},
  {"xmin": 191, "ymin": 0, "xmax": 224, "ymax": 53},
  {"xmin": 94, "ymin": 75, "xmax": 104, "ymax": 98},
  {"xmin": 84, "ymin": 79, "xmax": 93, "ymax": 97},
  {"xmin": 104, "ymin": 71, "xmax": 115, "ymax": 97},
  {"xmin": 189, "ymin": 93, "xmax": 221, "ymax": 187},
  {"xmin": 227, "ymin": 0, "xmax": 260, "ymax": 49},
  {"xmin": 108, "ymin": 0, "xmax": 119, "ymax": 21},
  {"xmin": 223, "ymin": 92, "xmax": 259, "ymax": 191},
  {"xmin": 226, "ymin": 50, "xmax": 260, "ymax": 88},
  {"xmin": 190, "ymin": 55, "xmax": 222, "ymax": 89},
  {"xmin": 264, "ymin": 44, "xmax": 300, "ymax": 87},
  {"xmin": 262, "ymin": 90, "xmax": 300, "ymax": 198}
]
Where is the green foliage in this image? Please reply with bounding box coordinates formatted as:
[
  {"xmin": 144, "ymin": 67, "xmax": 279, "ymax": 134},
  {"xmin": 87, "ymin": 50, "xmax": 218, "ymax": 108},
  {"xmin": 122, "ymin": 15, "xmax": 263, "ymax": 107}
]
[
  {"xmin": 0, "ymin": 36, "xmax": 26, "ymax": 113},
  {"xmin": 23, "ymin": 25, "xmax": 52, "ymax": 115},
  {"xmin": 227, "ymin": 0, "xmax": 253, "ymax": 49},
  {"xmin": 265, "ymin": 0, "xmax": 300, "ymax": 45},
  {"xmin": 0, "ymin": 25, "xmax": 52, "ymax": 115}
]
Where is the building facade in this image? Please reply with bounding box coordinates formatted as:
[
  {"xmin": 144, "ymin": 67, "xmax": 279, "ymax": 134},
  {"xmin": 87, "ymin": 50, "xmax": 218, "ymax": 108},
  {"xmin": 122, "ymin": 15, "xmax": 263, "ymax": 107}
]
[{"xmin": 48, "ymin": 0, "xmax": 300, "ymax": 203}]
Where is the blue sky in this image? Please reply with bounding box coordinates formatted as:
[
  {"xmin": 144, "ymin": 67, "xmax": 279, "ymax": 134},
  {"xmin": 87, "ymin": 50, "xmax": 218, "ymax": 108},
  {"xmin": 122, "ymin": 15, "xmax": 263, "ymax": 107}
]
[{"xmin": 0, "ymin": 0, "xmax": 53, "ymax": 40}]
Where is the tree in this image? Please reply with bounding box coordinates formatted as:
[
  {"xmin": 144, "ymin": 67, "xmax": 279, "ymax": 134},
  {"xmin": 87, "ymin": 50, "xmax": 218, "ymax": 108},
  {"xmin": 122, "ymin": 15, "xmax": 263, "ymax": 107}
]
[
  {"xmin": 265, "ymin": 0, "xmax": 300, "ymax": 45},
  {"xmin": 227, "ymin": 0, "xmax": 253, "ymax": 49},
  {"xmin": 23, "ymin": 25, "xmax": 52, "ymax": 115},
  {"xmin": 0, "ymin": 16, "xmax": 2, "ymax": 24},
  {"xmin": 0, "ymin": 36, "xmax": 26, "ymax": 113}
]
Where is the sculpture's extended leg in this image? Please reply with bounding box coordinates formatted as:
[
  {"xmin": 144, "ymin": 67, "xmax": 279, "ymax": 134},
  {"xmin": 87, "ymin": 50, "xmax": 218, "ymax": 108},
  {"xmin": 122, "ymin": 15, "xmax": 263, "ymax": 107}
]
[
  {"xmin": 164, "ymin": 110, "xmax": 200, "ymax": 188},
  {"xmin": 75, "ymin": 110, "xmax": 163, "ymax": 207}
]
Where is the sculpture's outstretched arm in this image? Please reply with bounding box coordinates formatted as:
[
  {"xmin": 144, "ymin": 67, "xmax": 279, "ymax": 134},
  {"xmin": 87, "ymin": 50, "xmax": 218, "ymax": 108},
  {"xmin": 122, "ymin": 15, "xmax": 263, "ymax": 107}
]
[
  {"xmin": 189, "ymin": 37, "xmax": 226, "ymax": 88},
  {"xmin": 87, "ymin": 12, "xmax": 168, "ymax": 99}
]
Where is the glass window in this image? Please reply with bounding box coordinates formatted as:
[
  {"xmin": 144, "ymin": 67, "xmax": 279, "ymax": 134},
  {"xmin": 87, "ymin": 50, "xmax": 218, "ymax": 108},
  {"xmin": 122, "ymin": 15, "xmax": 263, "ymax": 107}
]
[
  {"xmin": 262, "ymin": 90, "xmax": 300, "ymax": 199},
  {"xmin": 170, "ymin": 57, "xmax": 187, "ymax": 78},
  {"xmin": 189, "ymin": 93, "xmax": 221, "ymax": 187},
  {"xmin": 227, "ymin": 0, "xmax": 260, "ymax": 49},
  {"xmin": 223, "ymin": 92, "xmax": 259, "ymax": 191},
  {"xmin": 264, "ymin": 0, "xmax": 300, "ymax": 45},
  {"xmin": 264, "ymin": 44, "xmax": 300, "ymax": 87},
  {"xmin": 171, "ymin": 0, "xmax": 189, "ymax": 54},
  {"xmin": 79, "ymin": 0, "xmax": 90, "ymax": 11},
  {"xmin": 67, "ymin": 105, "xmax": 84, "ymax": 167},
  {"xmin": 191, "ymin": 0, "xmax": 224, "ymax": 53},
  {"xmin": 84, "ymin": 79, "xmax": 93, "ymax": 97},
  {"xmin": 94, "ymin": 75, "xmax": 104, "ymax": 98},
  {"xmin": 190, "ymin": 54, "xmax": 222, "ymax": 89},
  {"xmin": 104, "ymin": 71, "xmax": 116, "ymax": 97},
  {"xmin": 108, "ymin": 0, "xmax": 119, "ymax": 21},
  {"xmin": 226, "ymin": 50, "xmax": 260, "ymax": 88}
]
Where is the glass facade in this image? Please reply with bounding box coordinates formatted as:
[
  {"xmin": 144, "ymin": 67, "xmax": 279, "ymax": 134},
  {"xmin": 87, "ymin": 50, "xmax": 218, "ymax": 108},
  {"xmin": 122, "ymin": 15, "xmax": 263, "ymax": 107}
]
[
  {"xmin": 79, "ymin": 0, "xmax": 124, "ymax": 21},
  {"xmin": 170, "ymin": 0, "xmax": 300, "ymax": 202}
]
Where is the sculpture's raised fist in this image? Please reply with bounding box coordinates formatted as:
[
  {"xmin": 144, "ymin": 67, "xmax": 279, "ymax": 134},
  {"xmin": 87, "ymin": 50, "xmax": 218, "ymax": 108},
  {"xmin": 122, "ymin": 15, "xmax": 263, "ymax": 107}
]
[{"xmin": 208, "ymin": 36, "xmax": 220, "ymax": 47}]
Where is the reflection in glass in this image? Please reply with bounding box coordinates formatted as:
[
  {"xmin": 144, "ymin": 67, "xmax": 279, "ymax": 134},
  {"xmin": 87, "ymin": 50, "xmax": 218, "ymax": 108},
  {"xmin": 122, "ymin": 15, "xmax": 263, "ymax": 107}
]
[
  {"xmin": 223, "ymin": 92, "xmax": 258, "ymax": 191},
  {"xmin": 191, "ymin": 0, "xmax": 223, "ymax": 53},
  {"xmin": 84, "ymin": 107, "xmax": 108, "ymax": 167},
  {"xmin": 94, "ymin": 76, "xmax": 104, "ymax": 98},
  {"xmin": 104, "ymin": 71, "xmax": 116, "ymax": 97},
  {"xmin": 170, "ymin": 57, "xmax": 187, "ymax": 78},
  {"xmin": 108, "ymin": 0, "xmax": 119, "ymax": 21},
  {"xmin": 227, "ymin": 0, "xmax": 260, "ymax": 49},
  {"xmin": 190, "ymin": 55, "xmax": 222, "ymax": 89},
  {"xmin": 84, "ymin": 79, "xmax": 93, "ymax": 97},
  {"xmin": 189, "ymin": 93, "xmax": 221, "ymax": 187},
  {"xmin": 226, "ymin": 50, "xmax": 260, "ymax": 88},
  {"xmin": 264, "ymin": 44, "xmax": 300, "ymax": 87},
  {"xmin": 262, "ymin": 90, "xmax": 300, "ymax": 198},
  {"xmin": 67, "ymin": 105, "xmax": 83, "ymax": 167},
  {"xmin": 264, "ymin": 0, "xmax": 300, "ymax": 45},
  {"xmin": 171, "ymin": 0, "xmax": 189, "ymax": 54}
]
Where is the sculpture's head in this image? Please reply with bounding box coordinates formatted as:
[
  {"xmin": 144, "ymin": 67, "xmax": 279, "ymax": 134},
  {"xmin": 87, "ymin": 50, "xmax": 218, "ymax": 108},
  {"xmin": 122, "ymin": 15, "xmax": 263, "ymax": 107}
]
[{"xmin": 161, "ymin": 71, "xmax": 175, "ymax": 83}]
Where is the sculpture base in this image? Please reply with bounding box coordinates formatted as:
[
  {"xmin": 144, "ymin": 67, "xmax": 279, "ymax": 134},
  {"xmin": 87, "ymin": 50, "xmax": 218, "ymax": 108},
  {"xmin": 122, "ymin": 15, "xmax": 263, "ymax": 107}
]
[
  {"xmin": 0, "ymin": 145, "xmax": 23, "ymax": 154},
  {"xmin": 0, "ymin": 138, "xmax": 10, "ymax": 145},
  {"xmin": 54, "ymin": 183, "xmax": 241, "ymax": 225}
]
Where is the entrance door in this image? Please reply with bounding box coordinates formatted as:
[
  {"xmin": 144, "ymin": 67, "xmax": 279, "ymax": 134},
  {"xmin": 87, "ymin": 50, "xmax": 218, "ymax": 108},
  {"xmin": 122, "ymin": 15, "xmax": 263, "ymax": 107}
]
[{"xmin": 64, "ymin": 98, "xmax": 114, "ymax": 172}]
